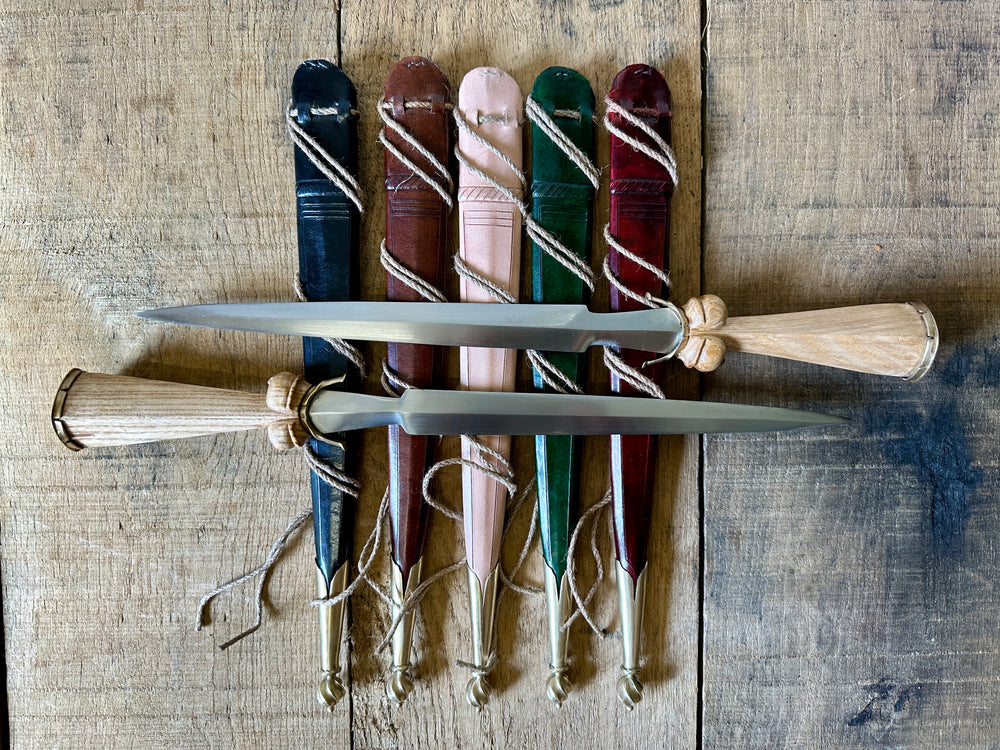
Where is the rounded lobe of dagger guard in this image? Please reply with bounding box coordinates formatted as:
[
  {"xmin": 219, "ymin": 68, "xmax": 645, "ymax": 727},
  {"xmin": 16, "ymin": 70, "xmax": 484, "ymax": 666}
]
[
  {"xmin": 264, "ymin": 372, "xmax": 311, "ymax": 450},
  {"xmin": 685, "ymin": 294, "xmax": 728, "ymax": 329},
  {"xmin": 676, "ymin": 295, "xmax": 728, "ymax": 372},
  {"xmin": 267, "ymin": 421, "xmax": 309, "ymax": 451},
  {"xmin": 266, "ymin": 371, "xmax": 311, "ymax": 413}
]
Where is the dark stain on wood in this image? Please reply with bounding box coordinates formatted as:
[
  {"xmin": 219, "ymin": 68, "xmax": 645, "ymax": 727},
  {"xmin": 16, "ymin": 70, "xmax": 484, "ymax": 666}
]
[
  {"xmin": 848, "ymin": 678, "xmax": 923, "ymax": 728},
  {"xmin": 866, "ymin": 345, "xmax": 987, "ymax": 555}
]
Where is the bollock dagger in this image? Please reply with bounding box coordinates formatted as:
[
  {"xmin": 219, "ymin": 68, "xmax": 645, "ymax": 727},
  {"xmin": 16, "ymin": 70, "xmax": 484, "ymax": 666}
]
[
  {"xmin": 51, "ymin": 370, "xmax": 845, "ymax": 450},
  {"xmin": 137, "ymin": 294, "xmax": 939, "ymax": 381}
]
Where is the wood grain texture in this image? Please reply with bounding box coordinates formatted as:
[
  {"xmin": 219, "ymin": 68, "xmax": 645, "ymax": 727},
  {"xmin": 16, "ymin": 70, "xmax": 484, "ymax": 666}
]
[
  {"xmin": 2, "ymin": 0, "xmax": 701, "ymax": 747},
  {"xmin": 52, "ymin": 370, "xmax": 308, "ymax": 449},
  {"xmin": 0, "ymin": 1, "xmax": 353, "ymax": 746},
  {"xmin": 703, "ymin": 1, "xmax": 1000, "ymax": 747},
  {"xmin": 675, "ymin": 295, "xmax": 937, "ymax": 378},
  {"xmin": 10, "ymin": 0, "xmax": 999, "ymax": 747}
]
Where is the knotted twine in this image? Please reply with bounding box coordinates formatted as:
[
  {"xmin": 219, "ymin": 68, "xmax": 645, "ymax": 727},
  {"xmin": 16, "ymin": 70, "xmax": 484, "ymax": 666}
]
[
  {"xmin": 600, "ymin": 95, "xmax": 678, "ymax": 400},
  {"xmin": 193, "ymin": 95, "xmax": 624, "ymax": 658},
  {"xmin": 196, "ymin": 102, "xmax": 372, "ymax": 648}
]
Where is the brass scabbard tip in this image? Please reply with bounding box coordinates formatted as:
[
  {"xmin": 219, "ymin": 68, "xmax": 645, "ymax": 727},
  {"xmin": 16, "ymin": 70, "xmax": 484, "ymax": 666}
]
[
  {"xmin": 616, "ymin": 671, "xmax": 643, "ymax": 710},
  {"xmin": 545, "ymin": 669, "xmax": 572, "ymax": 706},
  {"xmin": 388, "ymin": 559, "xmax": 423, "ymax": 705},
  {"xmin": 386, "ymin": 668, "xmax": 414, "ymax": 704},
  {"xmin": 466, "ymin": 674, "xmax": 492, "ymax": 710},
  {"xmin": 317, "ymin": 672, "xmax": 346, "ymax": 710},
  {"xmin": 543, "ymin": 567, "xmax": 573, "ymax": 704},
  {"xmin": 614, "ymin": 561, "xmax": 647, "ymax": 711}
]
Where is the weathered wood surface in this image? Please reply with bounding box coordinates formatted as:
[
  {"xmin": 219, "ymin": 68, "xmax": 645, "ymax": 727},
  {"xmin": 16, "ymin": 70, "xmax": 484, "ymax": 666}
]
[
  {"xmin": 6, "ymin": 0, "xmax": 996, "ymax": 746},
  {"xmin": 703, "ymin": 1, "xmax": 1000, "ymax": 747},
  {"xmin": 0, "ymin": 0, "xmax": 700, "ymax": 748}
]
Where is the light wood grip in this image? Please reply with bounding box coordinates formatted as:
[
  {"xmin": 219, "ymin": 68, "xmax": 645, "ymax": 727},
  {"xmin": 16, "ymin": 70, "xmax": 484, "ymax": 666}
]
[
  {"xmin": 51, "ymin": 370, "xmax": 311, "ymax": 451},
  {"xmin": 674, "ymin": 295, "xmax": 939, "ymax": 380}
]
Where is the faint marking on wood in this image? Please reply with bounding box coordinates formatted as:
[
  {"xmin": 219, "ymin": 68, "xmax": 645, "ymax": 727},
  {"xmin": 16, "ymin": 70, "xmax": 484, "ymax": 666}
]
[
  {"xmin": 847, "ymin": 678, "xmax": 923, "ymax": 730},
  {"xmin": 863, "ymin": 344, "xmax": 987, "ymax": 556}
]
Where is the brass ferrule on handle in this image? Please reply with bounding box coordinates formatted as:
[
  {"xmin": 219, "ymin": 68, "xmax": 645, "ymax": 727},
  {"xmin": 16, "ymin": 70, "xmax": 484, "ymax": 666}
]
[
  {"xmin": 51, "ymin": 369, "xmax": 86, "ymax": 450},
  {"xmin": 316, "ymin": 562, "xmax": 350, "ymax": 710}
]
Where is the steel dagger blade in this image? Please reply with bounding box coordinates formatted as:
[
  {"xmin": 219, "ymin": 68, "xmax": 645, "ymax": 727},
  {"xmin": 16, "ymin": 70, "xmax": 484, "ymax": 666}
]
[
  {"xmin": 305, "ymin": 388, "xmax": 847, "ymax": 436},
  {"xmin": 137, "ymin": 301, "xmax": 687, "ymax": 355}
]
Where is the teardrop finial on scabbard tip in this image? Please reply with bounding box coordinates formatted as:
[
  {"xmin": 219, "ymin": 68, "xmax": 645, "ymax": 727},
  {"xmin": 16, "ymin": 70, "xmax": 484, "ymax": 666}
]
[
  {"xmin": 317, "ymin": 672, "xmax": 346, "ymax": 710},
  {"xmin": 543, "ymin": 567, "xmax": 574, "ymax": 706},
  {"xmin": 387, "ymin": 560, "xmax": 422, "ymax": 706},
  {"xmin": 466, "ymin": 673, "xmax": 492, "ymax": 710},
  {"xmin": 386, "ymin": 667, "xmax": 414, "ymax": 704},
  {"xmin": 545, "ymin": 668, "xmax": 572, "ymax": 706},
  {"xmin": 616, "ymin": 669, "xmax": 643, "ymax": 710},
  {"xmin": 464, "ymin": 565, "xmax": 499, "ymax": 710},
  {"xmin": 614, "ymin": 562, "xmax": 648, "ymax": 712}
]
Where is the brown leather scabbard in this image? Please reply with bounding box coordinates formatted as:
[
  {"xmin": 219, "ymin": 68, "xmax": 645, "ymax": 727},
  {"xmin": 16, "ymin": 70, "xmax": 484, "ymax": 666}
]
[{"xmin": 382, "ymin": 57, "xmax": 452, "ymax": 581}]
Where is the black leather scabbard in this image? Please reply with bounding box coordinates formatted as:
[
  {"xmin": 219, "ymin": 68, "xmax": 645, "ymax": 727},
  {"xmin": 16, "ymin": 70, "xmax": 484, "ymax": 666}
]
[{"xmin": 291, "ymin": 59, "xmax": 361, "ymax": 592}]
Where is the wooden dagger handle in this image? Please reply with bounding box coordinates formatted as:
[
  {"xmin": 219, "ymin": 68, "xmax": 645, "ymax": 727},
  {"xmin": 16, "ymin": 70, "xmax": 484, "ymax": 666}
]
[
  {"xmin": 674, "ymin": 295, "xmax": 939, "ymax": 381},
  {"xmin": 51, "ymin": 369, "xmax": 311, "ymax": 450}
]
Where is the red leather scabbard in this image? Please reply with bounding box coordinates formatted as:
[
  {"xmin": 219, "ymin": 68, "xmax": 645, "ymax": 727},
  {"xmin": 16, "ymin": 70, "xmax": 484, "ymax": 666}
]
[{"xmin": 606, "ymin": 64, "xmax": 675, "ymax": 584}]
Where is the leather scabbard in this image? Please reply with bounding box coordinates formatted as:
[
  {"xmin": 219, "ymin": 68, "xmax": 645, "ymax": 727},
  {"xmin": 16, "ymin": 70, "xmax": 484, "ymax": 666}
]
[
  {"xmin": 606, "ymin": 64, "xmax": 675, "ymax": 584},
  {"xmin": 291, "ymin": 60, "xmax": 360, "ymax": 589},
  {"xmin": 528, "ymin": 66, "xmax": 596, "ymax": 584},
  {"xmin": 456, "ymin": 67, "xmax": 524, "ymax": 589},
  {"xmin": 383, "ymin": 57, "xmax": 452, "ymax": 583}
]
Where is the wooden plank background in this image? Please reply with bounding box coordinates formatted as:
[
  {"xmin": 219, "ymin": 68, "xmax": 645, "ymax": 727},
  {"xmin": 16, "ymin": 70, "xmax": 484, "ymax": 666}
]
[
  {"xmin": 1, "ymin": 0, "xmax": 997, "ymax": 747},
  {"xmin": 702, "ymin": 2, "xmax": 1000, "ymax": 747}
]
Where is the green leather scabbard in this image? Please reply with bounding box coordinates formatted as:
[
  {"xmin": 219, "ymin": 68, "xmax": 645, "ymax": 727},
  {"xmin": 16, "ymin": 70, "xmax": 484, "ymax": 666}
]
[
  {"xmin": 529, "ymin": 66, "xmax": 596, "ymax": 585},
  {"xmin": 529, "ymin": 65, "xmax": 596, "ymax": 704}
]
